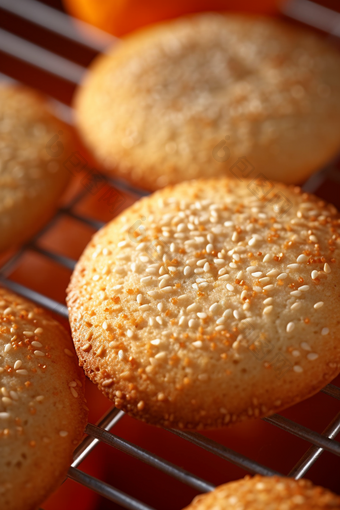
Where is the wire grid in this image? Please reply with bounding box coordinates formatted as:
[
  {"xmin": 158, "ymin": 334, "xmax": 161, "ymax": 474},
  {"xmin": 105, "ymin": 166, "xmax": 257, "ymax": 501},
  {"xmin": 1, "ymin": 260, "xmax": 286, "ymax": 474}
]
[{"xmin": 0, "ymin": 0, "xmax": 340, "ymax": 508}]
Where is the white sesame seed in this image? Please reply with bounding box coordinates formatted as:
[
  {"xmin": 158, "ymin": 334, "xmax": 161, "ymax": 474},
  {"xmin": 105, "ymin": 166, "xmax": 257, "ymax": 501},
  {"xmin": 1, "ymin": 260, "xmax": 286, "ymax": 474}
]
[
  {"xmin": 16, "ymin": 370, "xmax": 28, "ymax": 375},
  {"xmin": 151, "ymin": 339, "xmax": 161, "ymax": 345},
  {"xmin": 184, "ymin": 266, "xmax": 192, "ymax": 276},
  {"xmin": 59, "ymin": 431, "xmax": 68, "ymax": 437},
  {"xmin": 127, "ymin": 330, "xmax": 134, "ymax": 338},
  {"xmin": 311, "ymin": 270, "xmax": 318, "ymax": 279},
  {"xmin": 290, "ymin": 290, "xmax": 302, "ymax": 297},
  {"xmin": 233, "ymin": 310, "xmax": 240, "ymax": 319},
  {"xmin": 177, "ymin": 294, "xmax": 188, "ymax": 302},
  {"xmin": 118, "ymin": 350, "xmax": 124, "ymax": 360},
  {"xmin": 227, "ymin": 284, "xmax": 234, "ymax": 292},
  {"xmin": 34, "ymin": 350, "xmax": 45, "ymax": 357},
  {"xmin": 263, "ymin": 297, "xmax": 273, "ymax": 305},
  {"xmin": 314, "ymin": 301, "xmax": 324, "ymax": 309},
  {"xmin": 137, "ymin": 294, "xmax": 143, "ymax": 304},
  {"xmin": 0, "ymin": 412, "xmax": 10, "ymax": 419},
  {"xmin": 198, "ymin": 373, "xmax": 208, "ymax": 381},
  {"xmin": 31, "ymin": 341, "xmax": 43, "ymax": 348},
  {"xmin": 161, "ymin": 286, "xmax": 174, "ymax": 293},
  {"xmin": 309, "ymin": 235, "xmax": 318, "ymax": 243},
  {"xmin": 206, "ymin": 244, "xmax": 213, "ymax": 253},
  {"xmin": 3, "ymin": 307, "xmax": 12, "ymax": 315},
  {"xmin": 263, "ymin": 254, "xmax": 271, "ymax": 262},
  {"xmin": 266, "ymin": 269, "xmax": 279, "ymax": 277},
  {"xmin": 301, "ymin": 342, "xmax": 311, "ymax": 351},
  {"xmin": 197, "ymin": 312, "xmax": 207, "ymax": 319},
  {"xmin": 155, "ymin": 352, "xmax": 167, "ymax": 360},
  {"xmin": 324, "ymin": 263, "xmax": 331, "ymax": 273},
  {"xmin": 102, "ymin": 321, "xmax": 108, "ymax": 330},
  {"xmin": 64, "ymin": 349, "xmax": 73, "ymax": 357},
  {"xmin": 23, "ymin": 331, "xmax": 34, "ymax": 337},
  {"xmin": 263, "ymin": 285, "xmax": 274, "ymax": 291},
  {"xmin": 286, "ymin": 322, "xmax": 295, "ymax": 333},
  {"xmin": 307, "ymin": 353, "xmax": 319, "ymax": 360},
  {"xmin": 70, "ymin": 388, "xmax": 78, "ymax": 398},
  {"xmin": 92, "ymin": 274, "xmax": 100, "ymax": 281},
  {"xmin": 293, "ymin": 365, "xmax": 303, "ymax": 373},
  {"xmin": 4, "ymin": 344, "xmax": 12, "ymax": 353},
  {"xmin": 179, "ymin": 317, "xmax": 187, "ymax": 326},
  {"xmin": 209, "ymin": 303, "xmax": 219, "ymax": 313},
  {"xmin": 297, "ymin": 254, "xmax": 308, "ymax": 263},
  {"xmin": 292, "ymin": 350, "xmax": 300, "ymax": 357},
  {"xmin": 14, "ymin": 360, "xmax": 22, "ymax": 370},
  {"xmin": 2, "ymin": 397, "xmax": 12, "ymax": 406},
  {"xmin": 291, "ymin": 302, "xmax": 301, "ymax": 311},
  {"xmin": 218, "ymin": 274, "xmax": 230, "ymax": 281},
  {"xmin": 287, "ymin": 264, "xmax": 299, "ymax": 270},
  {"xmin": 259, "ymin": 277, "xmax": 270, "ymax": 285},
  {"xmin": 263, "ymin": 306, "xmax": 273, "ymax": 315},
  {"xmin": 299, "ymin": 285, "xmax": 309, "ymax": 292},
  {"xmin": 277, "ymin": 273, "xmax": 287, "ymax": 280},
  {"xmin": 252, "ymin": 272, "xmax": 263, "ymax": 278},
  {"xmin": 34, "ymin": 328, "xmax": 43, "ymax": 334},
  {"xmin": 189, "ymin": 319, "xmax": 198, "ymax": 328},
  {"xmin": 193, "ymin": 341, "xmax": 203, "ymax": 348},
  {"xmin": 322, "ymin": 328, "xmax": 329, "ymax": 335}
]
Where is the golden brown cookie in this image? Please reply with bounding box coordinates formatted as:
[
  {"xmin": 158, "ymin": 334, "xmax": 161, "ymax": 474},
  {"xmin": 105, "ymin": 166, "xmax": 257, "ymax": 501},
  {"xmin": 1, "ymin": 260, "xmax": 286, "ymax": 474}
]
[
  {"xmin": 67, "ymin": 178, "xmax": 340, "ymax": 429},
  {"xmin": 0, "ymin": 84, "xmax": 74, "ymax": 253},
  {"xmin": 0, "ymin": 287, "xmax": 88, "ymax": 510},
  {"xmin": 75, "ymin": 14, "xmax": 340, "ymax": 191},
  {"xmin": 183, "ymin": 476, "xmax": 340, "ymax": 509}
]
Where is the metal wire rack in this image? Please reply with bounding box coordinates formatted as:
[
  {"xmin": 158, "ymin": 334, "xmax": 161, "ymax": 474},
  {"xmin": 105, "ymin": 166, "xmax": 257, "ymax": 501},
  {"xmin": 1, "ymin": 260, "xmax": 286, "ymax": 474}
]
[{"xmin": 1, "ymin": 0, "xmax": 340, "ymax": 508}]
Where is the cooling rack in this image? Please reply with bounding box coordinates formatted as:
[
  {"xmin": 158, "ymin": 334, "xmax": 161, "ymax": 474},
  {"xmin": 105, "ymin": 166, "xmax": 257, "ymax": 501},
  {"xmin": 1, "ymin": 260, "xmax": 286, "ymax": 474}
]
[{"xmin": 0, "ymin": 0, "xmax": 340, "ymax": 508}]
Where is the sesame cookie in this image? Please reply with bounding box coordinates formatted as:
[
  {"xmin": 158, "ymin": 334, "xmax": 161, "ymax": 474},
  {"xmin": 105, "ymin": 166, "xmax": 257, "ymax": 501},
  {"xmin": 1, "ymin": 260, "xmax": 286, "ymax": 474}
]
[
  {"xmin": 0, "ymin": 287, "xmax": 88, "ymax": 510},
  {"xmin": 0, "ymin": 84, "xmax": 74, "ymax": 253},
  {"xmin": 67, "ymin": 178, "xmax": 340, "ymax": 429},
  {"xmin": 75, "ymin": 14, "xmax": 340, "ymax": 191},
  {"xmin": 183, "ymin": 476, "xmax": 340, "ymax": 509}
]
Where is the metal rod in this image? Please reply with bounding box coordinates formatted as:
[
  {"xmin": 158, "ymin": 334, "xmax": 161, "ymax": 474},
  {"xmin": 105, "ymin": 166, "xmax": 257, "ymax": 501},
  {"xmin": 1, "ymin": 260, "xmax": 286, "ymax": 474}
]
[
  {"xmin": 0, "ymin": 0, "xmax": 116, "ymax": 51},
  {"xmin": 264, "ymin": 414, "xmax": 340, "ymax": 456},
  {"xmin": 68, "ymin": 467, "xmax": 156, "ymax": 510},
  {"xmin": 72, "ymin": 407, "xmax": 125, "ymax": 468},
  {"xmin": 87, "ymin": 423, "xmax": 215, "ymax": 493},
  {"xmin": 282, "ymin": 0, "xmax": 340, "ymax": 37},
  {"xmin": 0, "ymin": 28, "xmax": 84, "ymax": 84},
  {"xmin": 289, "ymin": 412, "xmax": 340, "ymax": 478},
  {"xmin": 321, "ymin": 384, "xmax": 340, "ymax": 401},
  {"xmin": 169, "ymin": 429, "xmax": 282, "ymax": 477}
]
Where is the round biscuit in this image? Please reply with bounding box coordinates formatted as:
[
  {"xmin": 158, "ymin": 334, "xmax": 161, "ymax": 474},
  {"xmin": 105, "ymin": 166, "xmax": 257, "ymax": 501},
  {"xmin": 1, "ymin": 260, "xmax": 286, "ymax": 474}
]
[
  {"xmin": 0, "ymin": 84, "xmax": 74, "ymax": 253},
  {"xmin": 75, "ymin": 14, "xmax": 340, "ymax": 191},
  {"xmin": 67, "ymin": 178, "xmax": 340, "ymax": 429},
  {"xmin": 0, "ymin": 287, "xmax": 88, "ymax": 510},
  {"xmin": 183, "ymin": 475, "xmax": 340, "ymax": 509}
]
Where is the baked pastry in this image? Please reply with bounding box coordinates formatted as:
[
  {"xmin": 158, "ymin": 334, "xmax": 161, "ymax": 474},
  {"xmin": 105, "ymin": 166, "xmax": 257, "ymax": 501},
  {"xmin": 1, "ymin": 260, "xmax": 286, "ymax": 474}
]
[
  {"xmin": 0, "ymin": 84, "xmax": 74, "ymax": 253},
  {"xmin": 75, "ymin": 14, "xmax": 340, "ymax": 191},
  {"xmin": 183, "ymin": 475, "xmax": 340, "ymax": 509},
  {"xmin": 67, "ymin": 178, "xmax": 340, "ymax": 429},
  {"xmin": 0, "ymin": 287, "xmax": 88, "ymax": 510}
]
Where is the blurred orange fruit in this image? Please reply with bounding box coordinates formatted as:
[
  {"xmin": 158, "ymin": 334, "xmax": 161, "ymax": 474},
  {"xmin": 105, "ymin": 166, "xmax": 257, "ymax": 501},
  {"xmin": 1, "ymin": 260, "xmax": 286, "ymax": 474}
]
[{"xmin": 63, "ymin": 0, "xmax": 283, "ymax": 37}]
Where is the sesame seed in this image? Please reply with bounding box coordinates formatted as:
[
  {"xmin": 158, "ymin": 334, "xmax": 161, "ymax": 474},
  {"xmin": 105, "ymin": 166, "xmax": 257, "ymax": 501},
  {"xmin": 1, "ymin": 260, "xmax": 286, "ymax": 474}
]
[
  {"xmin": 127, "ymin": 330, "xmax": 134, "ymax": 338},
  {"xmin": 70, "ymin": 388, "xmax": 78, "ymax": 398},
  {"xmin": 263, "ymin": 254, "xmax": 271, "ymax": 262},
  {"xmin": 64, "ymin": 349, "xmax": 73, "ymax": 357},
  {"xmin": 198, "ymin": 373, "xmax": 209, "ymax": 381},
  {"xmin": 34, "ymin": 350, "xmax": 45, "ymax": 357},
  {"xmin": 252, "ymin": 272, "xmax": 263, "ymax": 278},
  {"xmin": 31, "ymin": 341, "xmax": 42, "ymax": 348},
  {"xmin": 193, "ymin": 341, "xmax": 203, "ymax": 348},
  {"xmin": 151, "ymin": 339, "xmax": 161, "ymax": 345},
  {"xmin": 277, "ymin": 273, "xmax": 287, "ymax": 280},
  {"xmin": 311, "ymin": 270, "xmax": 318, "ymax": 279},
  {"xmin": 263, "ymin": 298, "xmax": 273, "ymax": 305},
  {"xmin": 23, "ymin": 331, "xmax": 34, "ymax": 337},
  {"xmin": 297, "ymin": 254, "xmax": 308, "ymax": 263},
  {"xmin": 59, "ymin": 431, "xmax": 68, "ymax": 437},
  {"xmin": 314, "ymin": 301, "xmax": 324, "ymax": 309},
  {"xmin": 263, "ymin": 306, "xmax": 273, "ymax": 315},
  {"xmin": 137, "ymin": 294, "xmax": 143, "ymax": 304},
  {"xmin": 287, "ymin": 264, "xmax": 299, "ymax": 270},
  {"xmin": 292, "ymin": 350, "xmax": 300, "ymax": 357},
  {"xmin": 322, "ymin": 327, "xmax": 329, "ymax": 335},
  {"xmin": 263, "ymin": 285, "xmax": 274, "ymax": 291},
  {"xmin": 197, "ymin": 312, "xmax": 207, "ymax": 319},
  {"xmin": 324, "ymin": 263, "xmax": 331, "ymax": 273},
  {"xmin": 0, "ymin": 412, "xmax": 10, "ymax": 419},
  {"xmin": 69, "ymin": 381, "xmax": 77, "ymax": 387},
  {"xmin": 4, "ymin": 344, "xmax": 12, "ymax": 353},
  {"xmin": 291, "ymin": 302, "xmax": 301, "ymax": 311},
  {"xmin": 14, "ymin": 360, "xmax": 22, "ymax": 370},
  {"xmin": 286, "ymin": 322, "xmax": 295, "ymax": 333},
  {"xmin": 209, "ymin": 303, "xmax": 219, "ymax": 313},
  {"xmin": 184, "ymin": 266, "xmax": 192, "ymax": 276},
  {"xmin": 16, "ymin": 369, "xmax": 28, "ymax": 375},
  {"xmin": 307, "ymin": 353, "xmax": 319, "ymax": 360},
  {"xmin": 2, "ymin": 397, "xmax": 12, "ymax": 406},
  {"xmin": 301, "ymin": 342, "xmax": 311, "ymax": 351},
  {"xmin": 81, "ymin": 344, "xmax": 91, "ymax": 352},
  {"xmin": 309, "ymin": 235, "xmax": 318, "ymax": 243},
  {"xmin": 226, "ymin": 284, "xmax": 234, "ymax": 292},
  {"xmin": 290, "ymin": 290, "xmax": 302, "ymax": 297},
  {"xmin": 118, "ymin": 350, "xmax": 124, "ymax": 360},
  {"xmin": 155, "ymin": 352, "xmax": 167, "ymax": 360},
  {"xmin": 259, "ymin": 277, "xmax": 270, "ymax": 285},
  {"xmin": 266, "ymin": 269, "xmax": 279, "ymax": 277},
  {"xmin": 206, "ymin": 244, "xmax": 213, "ymax": 253},
  {"xmin": 293, "ymin": 365, "xmax": 303, "ymax": 373},
  {"xmin": 3, "ymin": 307, "xmax": 12, "ymax": 315}
]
